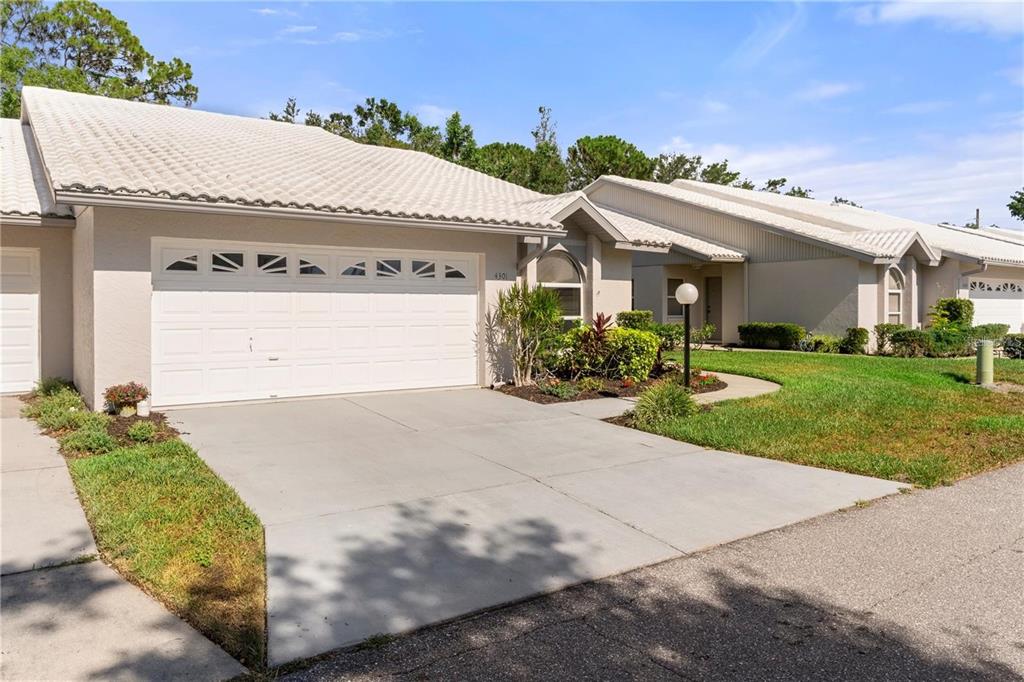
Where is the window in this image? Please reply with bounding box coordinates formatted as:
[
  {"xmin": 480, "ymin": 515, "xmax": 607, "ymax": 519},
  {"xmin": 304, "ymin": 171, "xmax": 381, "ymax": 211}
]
[
  {"xmin": 667, "ymin": 279, "xmax": 686, "ymax": 317},
  {"xmin": 298, "ymin": 257, "xmax": 327, "ymax": 276},
  {"xmin": 538, "ymin": 252, "xmax": 582, "ymax": 319},
  {"xmin": 887, "ymin": 267, "xmax": 904, "ymax": 324},
  {"xmin": 340, "ymin": 260, "xmax": 366, "ymax": 277},
  {"xmin": 444, "ymin": 264, "xmax": 467, "ymax": 279},
  {"xmin": 211, "ymin": 251, "xmax": 244, "ymax": 273},
  {"xmin": 412, "ymin": 260, "xmax": 436, "ymax": 279},
  {"xmin": 257, "ymin": 253, "xmax": 288, "ymax": 275},
  {"xmin": 165, "ymin": 253, "xmax": 198, "ymax": 272},
  {"xmin": 376, "ymin": 259, "xmax": 402, "ymax": 278}
]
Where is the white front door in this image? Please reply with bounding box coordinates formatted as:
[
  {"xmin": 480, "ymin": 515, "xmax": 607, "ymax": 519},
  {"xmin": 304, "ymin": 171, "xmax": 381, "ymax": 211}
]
[
  {"xmin": 969, "ymin": 278, "xmax": 1024, "ymax": 333},
  {"xmin": 0, "ymin": 248, "xmax": 40, "ymax": 393},
  {"xmin": 151, "ymin": 240, "xmax": 481, "ymax": 406}
]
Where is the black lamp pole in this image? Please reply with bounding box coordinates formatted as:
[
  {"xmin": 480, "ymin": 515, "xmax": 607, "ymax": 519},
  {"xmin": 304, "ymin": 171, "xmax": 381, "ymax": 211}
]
[{"xmin": 684, "ymin": 302, "xmax": 691, "ymax": 388}]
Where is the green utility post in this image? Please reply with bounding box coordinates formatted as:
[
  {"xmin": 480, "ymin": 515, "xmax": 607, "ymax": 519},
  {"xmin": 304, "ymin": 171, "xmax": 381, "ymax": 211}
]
[{"xmin": 976, "ymin": 340, "xmax": 994, "ymax": 387}]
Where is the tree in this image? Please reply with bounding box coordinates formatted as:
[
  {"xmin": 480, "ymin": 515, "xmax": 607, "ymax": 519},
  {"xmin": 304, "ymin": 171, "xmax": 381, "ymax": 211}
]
[
  {"xmin": 528, "ymin": 106, "xmax": 568, "ymax": 194},
  {"xmin": 761, "ymin": 177, "xmax": 787, "ymax": 193},
  {"xmin": 785, "ymin": 186, "xmax": 812, "ymax": 198},
  {"xmin": 441, "ymin": 111, "xmax": 476, "ymax": 165},
  {"xmin": 733, "ymin": 178, "xmax": 756, "ymax": 190},
  {"xmin": 269, "ymin": 98, "xmax": 300, "ymax": 123},
  {"xmin": 565, "ymin": 135, "xmax": 654, "ymax": 190},
  {"xmin": 833, "ymin": 196, "xmax": 861, "ymax": 208},
  {"xmin": 1009, "ymin": 188, "xmax": 1024, "ymax": 222},
  {"xmin": 1, "ymin": 0, "xmax": 197, "ymax": 118},
  {"xmin": 699, "ymin": 159, "xmax": 741, "ymax": 186},
  {"xmin": 653, "ymin": 153, "xmax": 702, "ymax": 183},
  {"xmin": 474, "ymin": 142, "xmax": 535, "ymax": 187}
]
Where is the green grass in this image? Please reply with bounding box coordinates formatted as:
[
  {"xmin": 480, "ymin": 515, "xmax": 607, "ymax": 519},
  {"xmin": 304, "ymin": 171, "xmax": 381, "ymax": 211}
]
[
  {"xmin": 661, "ymin": 351, "xmax": 1024, "ymax": 487},
  {"xmin": 23, "ymin": 388, "xmax": 266, "ymax": 667}
]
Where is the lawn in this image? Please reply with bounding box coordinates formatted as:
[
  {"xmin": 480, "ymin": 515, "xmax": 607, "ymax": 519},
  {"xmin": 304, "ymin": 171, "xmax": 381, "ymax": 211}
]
[
  {"xmin": 22, "ymin": 388, "xmax": 266, "ymax": 667},
  {"xmin": 661, "ymin": 350, "xmax": 1024, "ymax": 487}
]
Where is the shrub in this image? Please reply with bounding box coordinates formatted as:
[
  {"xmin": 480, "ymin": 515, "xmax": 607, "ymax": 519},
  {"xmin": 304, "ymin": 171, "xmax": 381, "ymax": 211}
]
[
  {"xmin": 59, "ymin": 426, "xmax": 118, "ymax": 455},
  {"xmin": 971, "ymin": 323, "xmax": 1010, "ymax": 343},
  {"xmin": 839, "ymin": 327, "xmax": 869, "ymax": 355},
  {"xmin": 22, "ymin": 387, "xmax": 87, "ymax": 430},
  {"xmin": 616, "ymin": 310, "xmax": 654, "ymax": 330},
  {"xmin": 104, "ymin": 382, "xmax": 149, "ymax": 409},
  {"xmin": 1004, "ymin": 334, "xmax": 1024, "ymax": 359},
  {"xmin": 558, "ymin": 323, "xmax": 609, "ymax": 378},
  {"xmin": 605, "ymin": 327, "xmax": 660, "ymax": 382},
  {"xmin": 538, "ymin": 378, "xmax": 579, "ymax": 400},
  {"xmin": 126, "ymin": 420, "xmax": 159, "ymax": 443},
  {"xmin": 35, "ymin": 377, "xmax": 73, "ymax": 397},
  {"xmin": 494, "ymin": 284, "xmax": 563, "ymax": 386},
  {"xmin": 890, "ymin": 329, "xmax": 930, "ymax": 357},
  {"xmin": 929, "ymin": 297, "xmax": 974, "ymax": 329},
  {"xmin": 928, "ymin": 326, "xmax": 973, "ymax": 357},
  {"xmin": 577, "ymin": 376, "xmax": 603, "ymax": 393},
  {"xmin": 874, "ymin": 323, "xmax": 906, "ymax": 355},
  {"xmin": 738, "ymin": 322, "xmax": 806, "ymax": 350},
  {"xmin": 690, "ymin": 322, "xmax": 716, "ymax": 350},
  {"xmin": 631, "ymin": 380, "xmax": 698, "ymax": 430},
  {"xmin": 651, "ymin": 323, "xmax": 685, "ymax": 352},
  {"xmin": 799, "ymin": 334, "xmax": 840, "ymax": 353}
]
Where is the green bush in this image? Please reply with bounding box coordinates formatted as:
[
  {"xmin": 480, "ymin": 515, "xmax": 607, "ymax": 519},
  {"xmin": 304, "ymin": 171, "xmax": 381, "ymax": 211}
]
[
  {"xmin": 651, "ymin": 323, "xmax": 685, "ymax": 352},
  {"xmin": 929, "ymin": 297, "xmax": 974, "ymax": 329},
  {"xmin": 971, "ymin": 323, "xmax": 1010, "ymax": 342},
  {"xmin": 35, "ymin": 377, "xmax": 73, "ymax": 397},
  {"xmin": 494, "ymin": 284, "xmax": 563, "ymax": 386},
  {"xmin": 738, "ymin": 322, "xmax": 806, "ymax": 350},
  {"xmin": 605, "ymin": 327, "xmax": 660, "ymax": 381},
  {"xmin": 22, "ymin": 387, "xmax": 87, "ymax": 430},
  {"xmin": 874, "ymin": 323, "xmax": 906, "ymax": 355},
  {"xmin": 126, "ymin": 420, "xmax": 159, "ymax": 443},
  {"xmin": 1004, "ymin": 334, "xmax": 1024, "ymax": 359},
  {"xmin": 616, "ymin": 310, "xmax": 654, "ymax": 330},
  {"xmin": 577, "ymin": 376, "xmax": 603, "ymax": 393},
  {"xmin": 800, "ymin": 334, "xmax": 840, "ymax": 353},
  {"xmin": 538, "ymin": 379, "xmax": 579, "ymax": 400},
  {"xmin": 59, "ymin": 426, "xmax": 117, "ymax": 455},
  {"xmin": 631, "ymin": 380, "xmax": 698, "ymax": 430},
  {"xmin": 890, "ymin": 329, "xmax": 930, "ymax": 357},
  {"xmin": 839, "ymin": 327, "xmax": 869, "ymax": 355},
  {"xmin": 928, "ymin": 326, "xmax": 973, "ymax": 357}
]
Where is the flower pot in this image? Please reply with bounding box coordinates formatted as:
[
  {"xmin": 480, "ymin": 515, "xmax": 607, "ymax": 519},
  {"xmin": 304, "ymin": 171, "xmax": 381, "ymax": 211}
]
[
  {"xmin": 119, "ymin": 404, "xmax": 137, "ymax": 417},
  {"xmin": 136, "ymin": 399, "xmax": 151, "ymax": 418}
]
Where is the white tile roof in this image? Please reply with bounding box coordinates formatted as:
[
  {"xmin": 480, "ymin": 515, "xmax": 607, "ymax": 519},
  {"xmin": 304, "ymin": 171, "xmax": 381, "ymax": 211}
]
[
  {"xmin": 599, "ymin": 177, "xmax": 905, "ymax": 260},
  {"xmin": 671, "ymin": 179, "xmax": 1024, "ymax": 267},
  {"xmin": 19, "ymin": 87, "xmax": 563, "ymax": 232},
  {"xmin": 593, "ymin": 205, "xmax": 745, "ymax": 260},
  {"xmin": 0, "ymin": 118, "xmax": 72, "ymax": 220}
]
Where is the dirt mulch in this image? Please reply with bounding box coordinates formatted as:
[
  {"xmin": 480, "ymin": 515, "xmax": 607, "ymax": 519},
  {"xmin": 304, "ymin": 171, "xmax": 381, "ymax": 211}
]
[
  {"xmin": 498, "ymin": 373, "xmax": 727, "ymax": 405},
  {"xmin": 105, "ymin": 412, "xmax": 180, "ymax": 445}
]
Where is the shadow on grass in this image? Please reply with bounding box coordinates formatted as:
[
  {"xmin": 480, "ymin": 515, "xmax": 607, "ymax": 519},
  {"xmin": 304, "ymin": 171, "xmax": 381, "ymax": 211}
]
[
  {"xmin": 942, "ymin": 371, "xmax": 973, "ymax": 385},
  {"xmin": 264, "ymin": 503, "xmax": 1017, "ymax": 682}
]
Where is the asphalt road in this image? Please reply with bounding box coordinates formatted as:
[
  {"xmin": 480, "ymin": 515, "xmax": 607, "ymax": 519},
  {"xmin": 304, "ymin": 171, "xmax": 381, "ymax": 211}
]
[{"xmin": 284, "ymin": 462, "xmax": 1024, "ymax": 681}]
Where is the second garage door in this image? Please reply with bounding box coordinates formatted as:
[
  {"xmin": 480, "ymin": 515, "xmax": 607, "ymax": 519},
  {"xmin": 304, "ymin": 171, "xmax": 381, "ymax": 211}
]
[
  {"xmin": 969, "ymin": 277, "xmax": 1024, "ymax": 334},
  {"xmin": 152, "ymin": 240, "xmax": 481, "ymax": 406}
]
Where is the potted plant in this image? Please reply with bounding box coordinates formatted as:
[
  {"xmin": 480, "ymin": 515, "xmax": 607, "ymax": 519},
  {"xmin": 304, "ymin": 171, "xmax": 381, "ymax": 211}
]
[{"xmin": 104, "ymin": 382, "xmax": 150, "ymax": 417}]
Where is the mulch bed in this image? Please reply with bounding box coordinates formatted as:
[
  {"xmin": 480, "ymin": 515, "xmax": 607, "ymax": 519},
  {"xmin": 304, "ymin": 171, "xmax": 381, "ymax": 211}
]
[
  {"xmin": 105, "ymin": 412, "xmax": 179, "ymax": 445},
  {"xmin": 498, "ymin": 372, "xmax": 727, "ymax": 404}
]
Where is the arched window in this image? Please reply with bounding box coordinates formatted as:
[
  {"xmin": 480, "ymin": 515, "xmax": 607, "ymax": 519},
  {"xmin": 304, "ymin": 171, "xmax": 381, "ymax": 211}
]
[
  {"xmin": 887, "ymin": 267, "xmax": 904, "ymax": 324},
  {"xmin": 538, "ymin": 251, "xmax": 582, "ymax": 320}
]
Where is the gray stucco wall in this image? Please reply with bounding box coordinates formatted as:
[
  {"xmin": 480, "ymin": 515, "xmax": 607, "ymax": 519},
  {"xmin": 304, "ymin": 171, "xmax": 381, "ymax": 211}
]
[{"xmin": 748, "ymin": 257, "xmax": 860, "ymax": 335}]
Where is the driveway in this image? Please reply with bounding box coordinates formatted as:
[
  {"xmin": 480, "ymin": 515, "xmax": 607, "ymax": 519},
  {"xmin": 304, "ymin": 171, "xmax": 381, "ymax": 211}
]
[{"xmin": 168, "ymin": 388, "xmax": 905, "ymax": 665}]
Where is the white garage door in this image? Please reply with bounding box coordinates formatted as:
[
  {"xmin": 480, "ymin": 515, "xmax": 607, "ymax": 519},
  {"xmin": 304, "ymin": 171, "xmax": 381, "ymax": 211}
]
[
  {"xmin": 152, "ymin": 240, "xmax": 481, "ymax": 406},
  {"xmin": 969, "ymin": 278, "xmax": 1024, "ymax": 333},
  {"xmin": 0, "ymin": 248, "xmax": 40, "ymax": 394}
]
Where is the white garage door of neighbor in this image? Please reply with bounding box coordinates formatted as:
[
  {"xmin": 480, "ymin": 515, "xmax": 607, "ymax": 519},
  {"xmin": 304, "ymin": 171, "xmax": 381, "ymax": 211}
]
[
  {"xmin": 152, "ymin": 241, "xmax": 481, "ymax": 407},
  {"xmin": 969, "ymin": 278, "xmax": 1024, "ymax": 333},
  {"xmin": 0, "ymin": 248, "xmax": 40, "ymax": 394}
]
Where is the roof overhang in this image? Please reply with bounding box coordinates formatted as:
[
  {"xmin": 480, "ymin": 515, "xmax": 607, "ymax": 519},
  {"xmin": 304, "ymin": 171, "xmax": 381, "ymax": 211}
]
[
  {"xmin": 0, "ymin": 213, "xmax": 74, "ymax": 228},
  {"xmin": 52, "ymin": 190, "xmax": 567, "ymax": 238},
  {"xmin": 614, "ymin": 241, "xmax": 670, "ymax": 253},
  {"xmin": 550, "ymin": 195, "xmax": 628, "ymax": 242}
]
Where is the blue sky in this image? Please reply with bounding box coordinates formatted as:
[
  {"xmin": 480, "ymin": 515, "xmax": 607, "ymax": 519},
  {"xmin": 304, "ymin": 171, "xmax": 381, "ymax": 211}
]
[{"xmin": 110, "ymin": 1, "xmax": 1023, "ymax": 227}]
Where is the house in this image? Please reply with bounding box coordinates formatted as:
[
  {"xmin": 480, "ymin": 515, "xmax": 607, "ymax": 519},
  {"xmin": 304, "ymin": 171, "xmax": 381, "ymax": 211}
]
[
  {"xmin": 582, "ymin": 177, "xmax": 1024, "ymax": 344},
  {"xmin": 0, "ymin": 87, "xmax": 674, "ymax": 407}
]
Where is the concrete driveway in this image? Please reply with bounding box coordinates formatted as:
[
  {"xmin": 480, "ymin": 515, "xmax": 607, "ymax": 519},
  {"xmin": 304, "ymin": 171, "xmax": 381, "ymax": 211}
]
[{"xmin": 168, "ymin": 388, "xmax": 905, "ymax": 665}]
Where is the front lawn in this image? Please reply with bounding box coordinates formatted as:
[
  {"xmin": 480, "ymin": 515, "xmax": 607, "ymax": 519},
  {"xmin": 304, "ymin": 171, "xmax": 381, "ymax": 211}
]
[{"xmin": 659, "ymin": 351, "xmax": 1024, "ymax": 487}]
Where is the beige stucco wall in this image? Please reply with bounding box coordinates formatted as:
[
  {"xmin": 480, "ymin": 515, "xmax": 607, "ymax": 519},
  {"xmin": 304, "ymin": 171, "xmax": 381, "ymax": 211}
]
[
  {"xmin": 593, "ymin": 245, "xmax": 633, "ymax": 319},
  {"xmin": 0, "ymin": 223, "xmax": 74, "ymax": 382},
  {"xmin": 81, "ymin": 206, "xmax": 531, "ymax": 407},
  {"xmin": 748, "ymin": 257, "xmax": 860, "ymax": 336}
]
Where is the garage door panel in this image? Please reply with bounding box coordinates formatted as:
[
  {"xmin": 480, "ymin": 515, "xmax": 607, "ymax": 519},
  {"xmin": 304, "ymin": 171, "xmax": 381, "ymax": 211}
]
[
  {"xmin": 970, "ymin": 278, "xmax": 1024, "ymax": 332},
  {"xmin": 2, "ymin": 250, "xmax": 41, "ymax": 393},
  {"xmin": 152, "ymin": 243, "xmax": 480, "ymax": 406}
]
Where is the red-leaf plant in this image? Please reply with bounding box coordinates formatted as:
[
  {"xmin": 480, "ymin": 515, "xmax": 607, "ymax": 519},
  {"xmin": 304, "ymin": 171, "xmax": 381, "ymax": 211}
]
[{"xmin": 104, "ymin": 382, "xmax": 149, "ymax": 408}]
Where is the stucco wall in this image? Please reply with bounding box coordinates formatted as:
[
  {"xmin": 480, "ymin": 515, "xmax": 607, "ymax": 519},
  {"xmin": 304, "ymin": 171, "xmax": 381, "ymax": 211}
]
[
  {"xmin": 593, "ymin": 246, "xmax": 633, "ymax": 319},
  {"xmin": 628, "ymin": 261, "xmax": 744, "ymax": 343},
  {"xmin": 84, "ymin": 206, "xmax": 529, "ymax": 407},
  {"xmin": 0, "ymin": 223, "xmax": 74, "ymax": 382},
  {"xmin": 748, "ymin": 257, "xmax": 860, "ymax": 335}
]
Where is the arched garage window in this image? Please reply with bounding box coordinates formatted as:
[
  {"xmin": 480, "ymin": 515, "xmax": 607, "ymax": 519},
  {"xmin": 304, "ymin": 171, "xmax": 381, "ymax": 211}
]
[
  {"xmin": 538, "ymin": 251, "xmax": 582, "ymax": 320},
  {"xmin": 887, "ymin": 267, "xmax": 904, "ymax": 324}
]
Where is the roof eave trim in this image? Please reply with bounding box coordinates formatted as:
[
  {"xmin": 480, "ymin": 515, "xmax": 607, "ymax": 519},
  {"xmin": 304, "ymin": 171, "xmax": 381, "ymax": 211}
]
[
  {"xmin": 53, "ymin": 191, "xmax": 567, "ymax": 238},
  {"xmin": 614, "ymin": 241, "xmax": 670, "ymax": 254},
  {"xmin": 0, "ymin": 213, "xmax": 74, "ymax": 227},
  {"xmin": 550, "ymin": 196, "xmax": 628, "ymax": 243}
]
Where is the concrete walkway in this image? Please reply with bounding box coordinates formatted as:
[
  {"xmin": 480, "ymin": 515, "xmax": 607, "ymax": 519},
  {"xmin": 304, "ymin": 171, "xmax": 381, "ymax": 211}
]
[
  {"xmin": 286, "ymin": 461, "xmax": 1024, "ymax": 681},
  {"xmin": 0, "ymin": 396, "xmax": 244, "ymax": 681},
  {"xmin": 546, "ymin": 371, "xmax": 781, "ymax": 420}
]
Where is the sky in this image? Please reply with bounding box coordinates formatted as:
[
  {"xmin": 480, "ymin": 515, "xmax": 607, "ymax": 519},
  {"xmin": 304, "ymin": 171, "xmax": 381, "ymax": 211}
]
[{"xmin": 109, "ymin": 1, "xmax": 1024, "ymax": 228}]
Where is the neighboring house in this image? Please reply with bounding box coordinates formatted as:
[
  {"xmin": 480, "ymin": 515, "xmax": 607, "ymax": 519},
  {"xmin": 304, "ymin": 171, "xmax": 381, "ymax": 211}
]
[
  {"xmin": 584, "ymin": 177, "xmax": 1024, "ymax": 344},
  {"xmin": 0, "ymin": 88, "xmax": 672, "ymax": 407}
]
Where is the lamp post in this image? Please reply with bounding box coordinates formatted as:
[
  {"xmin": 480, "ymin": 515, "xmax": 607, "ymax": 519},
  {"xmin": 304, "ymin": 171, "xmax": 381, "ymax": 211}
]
[{"xmin": 675, "ymin": 283, "xmax": 699, "ymax": 387}]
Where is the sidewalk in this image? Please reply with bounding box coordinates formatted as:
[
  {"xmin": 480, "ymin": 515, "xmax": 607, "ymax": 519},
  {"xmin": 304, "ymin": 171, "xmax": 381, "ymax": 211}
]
[{"xmin": 0, "ymin": 396, "xmax": 244, "ymax": 681}]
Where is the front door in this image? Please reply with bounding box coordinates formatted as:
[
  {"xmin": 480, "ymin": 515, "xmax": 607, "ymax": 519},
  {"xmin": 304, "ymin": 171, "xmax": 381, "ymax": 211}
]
[{"xmin": 704, "ymin": 277, "xmax": 722, "ymax": 342}]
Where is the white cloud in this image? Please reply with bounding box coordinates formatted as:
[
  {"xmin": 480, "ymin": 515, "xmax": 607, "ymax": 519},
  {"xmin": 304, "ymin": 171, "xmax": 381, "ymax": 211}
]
[
  {"xmin": 886, "ymin": 100, "xmax": 952, "ymax": 114},
  {"xmin": 796, "ymin": 82, "xmax": 860, "ymax": 101},
  {"xmin": 848, "ymin": 0, "xmax": 1023, "ymax": 35},
  {"xmin": 251, "ymin": 7, "xmax": 298, "ymax": 17},
  {"xmin": 725, "ymin": 3, "xmax": 807, "ymax": 69},
  {"xmin": 280, "ymin": 25, "xmax": 317, "ymax": 34},
  {"xmin": 415, "ymin": 104, "xmax": 454, "ymax": 126},
  {"xmin": 702, "ymin": 99, "xmax": 730, "ymax": 114},
  {"xmin": 1003, "ymin": 66, "xmax": 1024, "ymax": 87}
]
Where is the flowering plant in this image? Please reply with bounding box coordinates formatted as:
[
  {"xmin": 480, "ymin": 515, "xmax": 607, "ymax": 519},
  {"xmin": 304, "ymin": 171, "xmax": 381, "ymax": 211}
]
[{"xmin": 104, "ymin": 382, "xmax": 149, "ymax": 407}]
